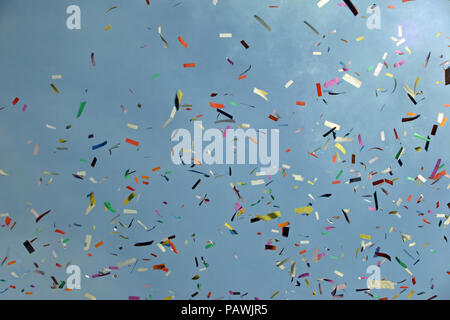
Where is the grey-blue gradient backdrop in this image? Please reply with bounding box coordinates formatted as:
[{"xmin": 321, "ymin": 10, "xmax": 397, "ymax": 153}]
[{"xmin": 0, "ymin": 0, "xmax": 449, "ymax": 300}]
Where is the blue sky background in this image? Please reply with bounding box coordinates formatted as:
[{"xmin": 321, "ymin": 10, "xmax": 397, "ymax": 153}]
[{"xmin": 0, "ymin": 0, "xmax": 449, "ymax": 300}]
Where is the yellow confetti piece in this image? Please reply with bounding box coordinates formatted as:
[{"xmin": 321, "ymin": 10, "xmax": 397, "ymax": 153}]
[
  {"xmin": 224, "ymin": 222, "xmax": 234, "ymax": 230},
  {"xmin": 334, "ymin": 270, "xmax": 344, "ymax": 277},
  {"xmin": 260, "ymin": 211, "xmax": 282, "ymax": 221},
  {"xmin": 407, "ymin": 290, "xmax": 414, "ymax": 298},
  {"xmin": 295, "ymin": 206, "xmax": 313, "ymax": 215},
  {"xmin": 162, "ymin": 295, "xmax": 174, "ymax": 300},
  {"xmin": 360, "ymin": 234, "xmax": 371, "ymax": 240},
  {"xmin": 356, "ymin": 36, "xmax": 365, "ymax": 41},
  {"xmin": 385, "ymin": 73, "xmax": 394, "ymax": 78},
  {"xmin": 335, "ymin": 143, "xmax": 346, "ymax": 155},
  {"xmin": 85, "ymin": 293, "xmax": 96, "ymax": 300},
  {"xmin": 435, "ymin": 32, "xmax": 442, "ymax": 37},
  {"xmin": 105, "ymin": 25, "xmax": 111, "ymax": 31}
]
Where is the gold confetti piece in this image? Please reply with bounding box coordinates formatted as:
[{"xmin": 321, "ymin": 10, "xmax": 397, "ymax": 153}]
[
  {"xmin": 360, "ymin": 234, "xmax": 371, "ymax": 240},
  {"xmin": 270, "ymin": 290, "xmax": 280, "ymax": 299},
  {"xmin": 295, "ymin": 206, "xmax": 313, "ymax": 215},
  {"xmin": 105, "ymin": 25, "xmax": 111, "ymax": 31},
  {"xmin": 50, "ymin": 83, "xmax": 59, "ymax": 94}
]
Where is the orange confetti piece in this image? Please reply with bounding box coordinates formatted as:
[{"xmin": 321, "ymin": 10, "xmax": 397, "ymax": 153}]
[
  {"xmin": 238, "ymin": 75, "xmax": 247, "ymax": 80},
  {"xmin": 183, "ymin": 63, "xmax": 196, "ymax": 68},
  {"xmin": 152, "ymin": 166, "xmax": 161, "ymax": 172},
  {"xmin": 177, "ymin": 36, "xmax": 188, "ymax": 48},
  {"xmin": 278, "ymin": 221, "xmax": 290, "ymax": 228},
  {"xmin": 125, "ymin": 138, "xmax": 139, "ymax": 146},
  {"xmin": 170, "ymin": 242, "xmax": 178, "ymax": 254},
  {"xmin": 249, "ymin": 136, "xmax": 258, "ymax": 144},
  {"xmin": 332, "ymin": 180, "xmax": 341, "ymax": 185},
  {"xmin": 316, "ymin": 83, "xmax": 322, "ymax": 97},
  {"xmin": 55, "ymin": 229, "xmax": 65, "ymax": 235},
  {"xmin": 95, "ymin": 241, "xmax": 104, "ymax": 248},
  {"xmin": 7, "ymin": 260, "xmax": 16, "ymax": 266},
  {"xmin": 299, "ymin": 250, "xmax": 307, "ymax": 255},
  {"xmin": 193, "ymin": 156, "xmax": 202, "ymax": 166},
  {"xmin": 296, "ymin": 101, "xmax": 306, "ymax": 106},
  {"xmin": 209, "ymin": 102, "xmax": 225, "ymax": 109}
]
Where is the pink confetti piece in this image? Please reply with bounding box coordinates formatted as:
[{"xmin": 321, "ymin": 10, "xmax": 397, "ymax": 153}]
[
  {"xmin": 394, "ymin": 60, "xmax": 406, "ymax": 68},
  {"xmin": 324, "ymin": 77, "xmax": 340, "ymax": 88},
  {"xmin": 33, "ymin": 143, "xmax": 40, "ymax": 156}
]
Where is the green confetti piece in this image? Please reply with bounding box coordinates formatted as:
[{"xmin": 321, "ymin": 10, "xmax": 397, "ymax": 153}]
[
  {"xmin": 430, "ymin": 249, "xmax": 436, "ymax": 253},
  {"xmin": 205, "ymin": 242, "xmax": 215, "ymax": 249},
  {"xmin": 80, "ymin": 159, "xmax": 87, "ymax": 162},
  {"xmin": 152, "ymin": 73, "xmax": 160, "ymax": 79},
  {"xmin": 330, "ymin": 256, "xmax": 338, "ymax": 260},
  {"xmin": 76, "ymin": 101, "xmax": 87, "ymax": 118},
  {"xmin": 373, "ymin": 293, "xmax": 380, "ymax": 300},
  {"xmin": 59, "ymin": 281, "xmax": 66, "ymax": 289},
  {"xmin": 322, "ymin": 232, "xmax": 329, "ymax": 235},
  {"xmin": 367, "ymin": 66, "xmax": 374, "ymax": 72},
  {"xmin": 413, "ymin": 133, "xmax": 430, "ymax": 141},
  {"xmin": 164, "ymin": 170, "xmax": 172, "ymax": 175},
  {"xmin": 438, "ymin": 164, "xmax": 445, "ymax": 170},
  {"xmin": 104, "ymin": 201, "xmax": 116, "ymax": 213},
  {"xmin": 395, "ymin": 256, "xmax": 408, "ymax": 268},
  {"xmin": 156, "ymin": 220, "xmax": 164, "ymax": 223},
  {"xmin": 336, "ymin": 170, "xmax": 343, "ymax": 179},
  {"xmin": 230, "ymin": 101, "xmax": 237, "ymax": 106},
  {"xmin": 394, "ymin": 147, "xmax": 404, "ymax": 159},
  {"xmin": 62, "ymin": 238, "xmax": 69, "ymax": 243},
  {"xmin": 407, "ymin": 177, "xmax": 415, "ymax": 181}
]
